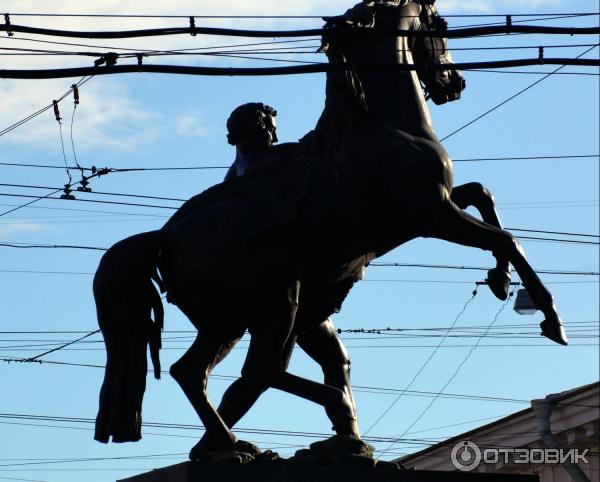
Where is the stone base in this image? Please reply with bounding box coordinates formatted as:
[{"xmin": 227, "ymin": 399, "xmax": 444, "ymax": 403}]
[{"xmin": 118, "ymin": 461, "xmax": 539, "ymax": 482}]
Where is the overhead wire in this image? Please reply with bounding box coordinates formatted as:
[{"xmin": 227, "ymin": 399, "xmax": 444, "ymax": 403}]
[
  {"xmin": 362, "ymin": 285, "xmax": 479, "ymax": 437},
  {"xmin": 2, "ymin": 57, "xmax": 598, "ymax": 80},
  {"xmin": 376, "ymin": 286, "xmax": 519, "ymax": 459},
  {"xmin": 0, "ymin": 192, "xmax": 597, "ymax": 230},
  {"xmin": 440, "ymin": 44, "xmax": 599, "ymax": 141},
  {"xmin": 1, "ymin": 19, "xmax": 598, "ymax": 40},
  {"xmin": 1, "ymin": 154, "xmax": 597, "ymax": 172},
  {"xmin": 1, "ymin": 263, "xmax": 598, "ymax": 277},
  {"xmin": 3, "ymin": 42, "xmax": 599, "ymax": 57},
  {"xmin": 0, "ymin": 76, "xmax": 91, "ymax": 138},
  {"xmin": 5, "ymin": 12, "xmax": 598, "ymax": 19}
]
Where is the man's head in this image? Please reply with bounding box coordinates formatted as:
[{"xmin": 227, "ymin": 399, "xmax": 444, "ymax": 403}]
[{"xmin": 226, "ymin": 103, "xmax": 278, "ymax": 153}]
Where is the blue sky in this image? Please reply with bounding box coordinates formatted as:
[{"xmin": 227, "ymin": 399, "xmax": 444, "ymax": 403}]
[{"xmin": 0, "ymin": 1, "xmax": 598, "ymax": 481}]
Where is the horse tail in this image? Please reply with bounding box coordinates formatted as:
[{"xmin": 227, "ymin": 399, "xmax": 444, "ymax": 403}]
[{"xmin": 93, "ymin": 230, "xmax": 166, "ymax": 444}]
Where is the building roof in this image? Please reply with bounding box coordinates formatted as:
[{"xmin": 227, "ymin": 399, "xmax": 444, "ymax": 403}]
[{"xmin": 397, "ymin": 381, "xmax": 600, "ymax": 464}]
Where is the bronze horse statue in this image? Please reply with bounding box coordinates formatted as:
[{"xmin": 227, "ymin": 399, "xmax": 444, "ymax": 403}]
[{"xmin": 93, "ymin": 0, "xmax": 567, "ymax": 459}]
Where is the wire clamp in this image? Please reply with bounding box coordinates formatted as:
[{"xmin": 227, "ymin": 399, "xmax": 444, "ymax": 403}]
[
  {"xmin": 60, "ymin": 184, "xmax": 76, "ymax": 200},
  {"xmin": 189, "ymin": 16, "xmax": 197, "ymax": 36},
  {"xmin": 92, "ymin": 166, "xmax": 111, "ymax": 177},
  {"xmin": 4, "ymin": 13, "xmax": 13, "ymax": 36},
  {"xmin": 77, "ymin": 176, "xmax": 92, "ymax": 192},
  {"xmin": 94, "ymin": 52, "xmax": 118, "ymax": 67},
  {"xmin": 71, "ymin": 84, "xmax": 80, "ymax": 105},
  {"xmin": 538, "ymin": 46, "xmax": 544, "ymax": 64},
  {"xmin": 52, "ymin": 100, "xmax": 62, "ymax": 122},
  {"xmin": 505, "ymin": 15, "xmax": 512, "ymax": 34},
  {"xmin": 137, "ymin": 53, "xmax": 144, "ymax": 66}
]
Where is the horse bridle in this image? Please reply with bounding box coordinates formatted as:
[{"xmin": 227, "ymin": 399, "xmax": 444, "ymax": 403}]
[{"xmin": 413, "ymin": 0, "xmax": 467, "ymax": 104}]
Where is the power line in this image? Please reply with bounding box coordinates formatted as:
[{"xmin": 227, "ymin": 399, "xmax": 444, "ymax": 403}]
[
  {"xmin": 467, "ymin": 69, "xmax": 599, "ymax": 76},
  {"xmin": 3, "ymin": 42, "xmax": 599, "ymax": 57},
  {"xmin": 2, "ymin": 57, "xmax": 598, "ymax": 80},
  {"xmin": 0, "ymin": 192, "xmax": 597, "ymax": 221},
  {"xmin": 0, "ymin": 183, "xmax": 187, "ymax": 203},
  {"xmin": 450, "ymin": 13, "xmax": 600, "ymax": 30},
  {"xmin": 0, "ymin": 193, "xmax": 178, "ymax": 211},
  {"xmin": 1, "ymin": 21, "xmax": 598, "ymax": 40},
  {"xmin": 1, "ymin": 321, "xmax": 596, "ymax": 336},
  {"xmin": 0, "ymin": 243, "xmax": 107, "ymax": 251},
  {"xmin": 1, "ymin": 35, "xmax": 321, "ymax": 57},
  {"xmin": 363, "ymin": 287, "xmax": 479, "ymax": 436},
  {"xmin": 0, "ymin": 76, "xmax": 90, "ymax": 138},
  {"xmin": 1, "ymin": 154, "xmax": 597, "ymax": 172},
  {"xmin": 370, "ymin": 262, "xmax": 600, "ymax": 277},
  {"xmin": 5, "ymin": 12, "xmax": 598, "ymax": 19},
  {"xmin": 1, "ymin": 185, "xmax": 598, "ymax": 241},
  {"xmin": 1, "ymin": 263, "xmax": 598, "ymax": 277},
  {"xmin": 440, "ymin": 44, "xmax": 599, "ymax": 141},
  {"xmin": 377, "ymin": 287, "xmax": 518, "ymax": 458}
]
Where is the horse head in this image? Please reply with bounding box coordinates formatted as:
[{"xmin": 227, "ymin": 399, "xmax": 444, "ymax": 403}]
[
  {"xmin": 410, "ymin": 1, "xmax": 467, "ymax": 105},
  {"xmin": 321, "ymin": 1, "xmax": 466, "ymax": 106}
]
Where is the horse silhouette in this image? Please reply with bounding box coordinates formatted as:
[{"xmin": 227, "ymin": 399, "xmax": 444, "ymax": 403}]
[{"xmin": 93, "ymin": 0, "xmax": 567, "ymax": 459}]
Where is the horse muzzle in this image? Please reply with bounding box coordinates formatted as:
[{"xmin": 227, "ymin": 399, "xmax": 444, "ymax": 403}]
[{"xmin": 427, "ymin": 70, "xmax": 466, "ymax": 105}]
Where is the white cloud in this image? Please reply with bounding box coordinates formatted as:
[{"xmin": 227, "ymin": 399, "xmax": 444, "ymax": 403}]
[
  {"xmin": 0, "ymin": 79, "xmax": 158, "ymax": 150},
  {"xmin": 175, "ymin": 115, "xmax": 211, "ymax": 139},
  {"xmin": 438, "ymin": 0, "xmax": 563, "ymax": 13},
  {"xmin": 0, "ymin": 222, "xmax": 54, "ymax": 237}
]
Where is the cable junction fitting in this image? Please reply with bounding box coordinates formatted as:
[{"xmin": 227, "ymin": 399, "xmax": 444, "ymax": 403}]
[
  {"xmin": 94, "ymin": 52, "xmax": 118, "ymax": 67},
  {"xmin": 189, "ymin": 16, "xmax": 197, "ymax": 36},
  {"xmin": 505, "ymin": 15, "xmax": 512, "ymax": 34},
  {"xmin": 91, "ymin": 166, "xmax": 112, "ymax": 177},
  {"xmin": 3, "ymin": 13, "xmax": 12, "ymax": 36},
  {"xmin": 538, "ymin": 46, "xmax": 545, "ymax": 64}
]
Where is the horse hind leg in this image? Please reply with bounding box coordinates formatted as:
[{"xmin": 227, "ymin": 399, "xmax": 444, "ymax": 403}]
[
  {"xmin": 428, "ymin": 198, "xmax": 567, "ymax": 345},
  {"xmin": 451, "ymin": 182, "xmax": 511, "ymax": 300},
  {"xmin": 169, "ymin": 331, "xmax": 240, "ymax": 456},
  {"xmin": 297, "ymin": 319, "xmax": 358, "ymax": 435},
  {"xmin": 239, "ymin": 282, "xmax": 359, "ymax": 440}
]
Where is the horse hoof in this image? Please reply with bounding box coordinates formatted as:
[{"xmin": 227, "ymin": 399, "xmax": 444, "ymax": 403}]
[
  {"xmin": 486, "ymin": 268, "xmax": 510, "ymax": 301},
  {"xmin": 188, "ymin": 439, "xmax": 261, "ymax": 462},
  {"xmin": 233, "ymin": 440, "xmax": 262, "ymax": 456},
  {"xmin": 540, "ymin": 317, "xmax": 568, "ymax": 346}
]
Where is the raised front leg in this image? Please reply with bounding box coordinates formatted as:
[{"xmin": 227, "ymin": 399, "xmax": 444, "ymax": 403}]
[
  {"xmin": 451, "ymin": 182, "xmax": 511, "ymax": 300},
  {"xmin": 428, "ymin": 196, "xmax": 567, "ymax": 345}
]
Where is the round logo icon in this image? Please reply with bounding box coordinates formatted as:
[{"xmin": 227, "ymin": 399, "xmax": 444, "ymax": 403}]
[{"xmin": 451, "ymin": 441, "xmax": 481, "ymax": 471}]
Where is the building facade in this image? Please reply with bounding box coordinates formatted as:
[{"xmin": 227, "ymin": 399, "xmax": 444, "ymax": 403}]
[{"xmin": 397, "ymin": 382, "xmax": 599, "ymax": 482}]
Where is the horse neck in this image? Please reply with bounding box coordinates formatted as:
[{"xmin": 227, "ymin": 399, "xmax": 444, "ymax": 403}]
[{"xmin": 356, "ymin": 7, "xmax": 438, "ymax": 141}]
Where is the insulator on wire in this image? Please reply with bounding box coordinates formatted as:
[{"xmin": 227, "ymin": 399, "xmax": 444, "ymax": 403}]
[
  {"xmin": 77, "ymin": 176, "xmax": 91, "ymax": 192},
  {"xmin": 71, "ymin": 84, "xmax": 80, "ymax": 105},
  {"xmin": 52, "ymin": 100, "xmax": 61, "ymax": 122},
  {"xmin": 60, "ymin": 184, "xmax": 76, "ymax": 200}
]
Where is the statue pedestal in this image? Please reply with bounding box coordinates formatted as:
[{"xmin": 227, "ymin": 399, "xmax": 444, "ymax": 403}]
[{"xmin": 118, "ymin": 461, "xmax": 539, "ymax": 482}]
